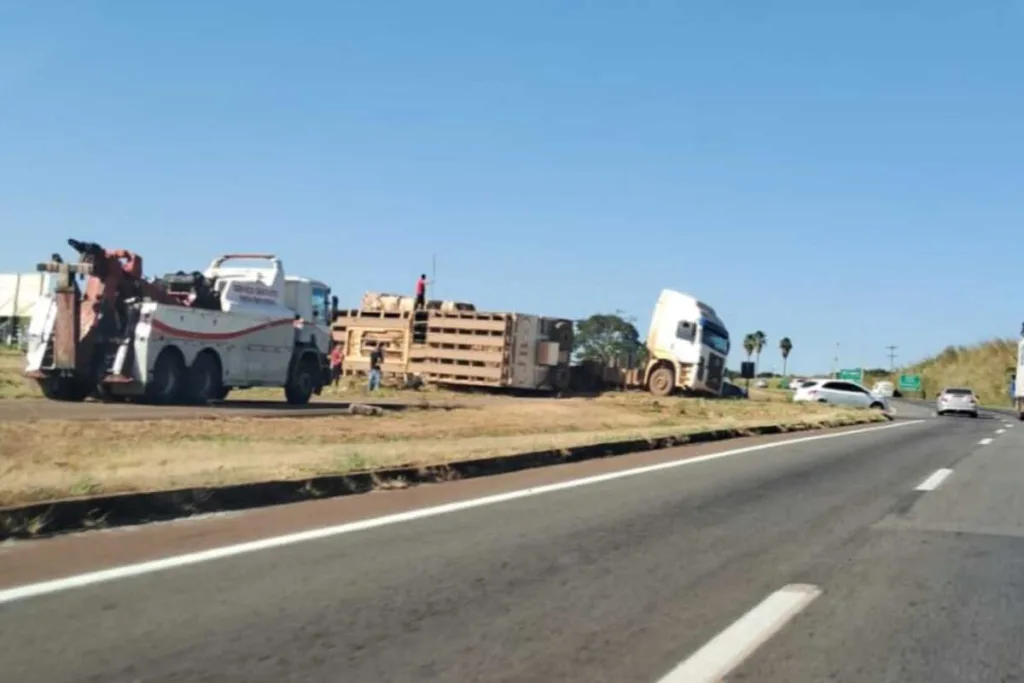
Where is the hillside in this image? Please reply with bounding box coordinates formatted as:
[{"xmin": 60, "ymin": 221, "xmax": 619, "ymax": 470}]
[{"xmin": 883, "ymin": 339, "xmax": 1018, "ymax": 406}]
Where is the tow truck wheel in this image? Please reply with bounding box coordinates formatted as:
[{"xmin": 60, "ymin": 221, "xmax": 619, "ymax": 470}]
[
  {"xmin": 185, "ymin": 352, "xmax": 223, "ymax": 405},
  {"xmin": 648, "ymin": 366, "xmax": 675, "ymax": 397},
  {"xmin": 39, "ymin": 376, "xmax": 89, "ymax": 402},
  {"xmin": 285, "ymin": 355, "xmax": 318, "ymax": 406},
  {"xmin": 146, "ymin": 348, "xmax": 185, "ymax": 405}
]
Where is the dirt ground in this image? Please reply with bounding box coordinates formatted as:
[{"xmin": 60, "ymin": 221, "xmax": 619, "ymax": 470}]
[{"xmin": 0, "ymin": 391, "xmax": 883, "ymax": 507}]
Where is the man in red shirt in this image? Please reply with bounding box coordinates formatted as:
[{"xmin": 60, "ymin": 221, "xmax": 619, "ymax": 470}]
[
  {"xmin": 329, "ymin": 344, "xmax": 343, "ymax": 389},
  {"xmin": 414, "ymin": 274, "xmax": 428, "ymax": 310}
]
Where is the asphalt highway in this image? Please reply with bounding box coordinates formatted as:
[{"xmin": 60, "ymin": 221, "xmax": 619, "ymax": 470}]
[{"xmin": 2, "ymin": 404, "xmax": 1022, "ymax": 682}]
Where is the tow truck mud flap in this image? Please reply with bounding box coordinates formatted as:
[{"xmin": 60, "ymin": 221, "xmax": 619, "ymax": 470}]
[{"xmin": 52, "ymin": 288, "xmax": 79, "ymax": 370}]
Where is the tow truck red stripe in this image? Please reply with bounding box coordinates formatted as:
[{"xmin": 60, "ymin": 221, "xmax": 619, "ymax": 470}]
[{"xmin": 149, "ymin": 317, "xmax": 295, "ymax": 341}]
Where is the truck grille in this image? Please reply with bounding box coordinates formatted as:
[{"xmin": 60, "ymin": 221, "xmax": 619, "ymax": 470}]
[{"xmin": 705, "ymin": 353, "xmax": 725, "ymax": 392}]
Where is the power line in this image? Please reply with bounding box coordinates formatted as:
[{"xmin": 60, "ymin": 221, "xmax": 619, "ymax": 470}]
[{"xmin": 885, "ymin": 344, "xmax": 898, "ymax": 371}]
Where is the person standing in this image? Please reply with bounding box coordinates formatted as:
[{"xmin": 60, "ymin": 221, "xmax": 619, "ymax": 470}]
[
  {"xmin": 414, "ymin": 274, "xmax": 428, "ymax": 310},
  {"xmin": 368, "ymin": 343, "xmax": 385, "ymax": 392},
  {"xmin": 329, "ymin": 344, "xmax": 343, "ymax": 389}
]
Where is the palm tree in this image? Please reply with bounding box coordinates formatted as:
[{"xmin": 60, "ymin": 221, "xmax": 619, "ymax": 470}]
[
  {"xmin": 779, "ymin": 337, "xmax": 793, "ymax": 376},
  {"xmin": 753, "ymin": 330, "xmax": 767, "ymax": 373},
  {"xmin": 743, "ymin": 333, "xmax": 757, "ymax": 361}
]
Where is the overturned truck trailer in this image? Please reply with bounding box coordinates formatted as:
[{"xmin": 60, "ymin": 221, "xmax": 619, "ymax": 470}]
[{"xmin": 332, "ymin": 292, "xmax": 573, "ymax": 393}]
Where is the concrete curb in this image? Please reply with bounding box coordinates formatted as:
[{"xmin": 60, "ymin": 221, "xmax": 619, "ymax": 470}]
[{"xmin": 0, "ymin": 413, "xmax": 890, "ymax": 541}]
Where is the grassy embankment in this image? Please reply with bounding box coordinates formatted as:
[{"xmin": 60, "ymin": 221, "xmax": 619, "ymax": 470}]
[{"xmin": 886, "ymin": 339, "xmax": 1016, "ymax": 407}]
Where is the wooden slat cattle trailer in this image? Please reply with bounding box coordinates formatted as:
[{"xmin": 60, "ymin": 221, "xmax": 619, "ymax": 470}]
[{"xmin": 331, "ymin": 295, "xmax": 573, "ymax": 392}]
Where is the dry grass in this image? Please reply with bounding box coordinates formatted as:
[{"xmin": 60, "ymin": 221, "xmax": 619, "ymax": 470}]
[
  {"xmin": 0, "ymin": 391, "xmax": 883, "ymax": 507},
  {"xmin": 0, "ymin": 348, "xmax": 37, "ymax": 399}
]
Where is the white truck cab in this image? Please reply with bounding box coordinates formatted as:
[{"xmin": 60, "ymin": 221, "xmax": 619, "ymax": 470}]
[
  {"xmin": 284, "ymin": 276, "xmax": 333, "ymax": 342},
  {"xmin": 643, "ymin": 289, "xmax": 730, "ymax": 396}
]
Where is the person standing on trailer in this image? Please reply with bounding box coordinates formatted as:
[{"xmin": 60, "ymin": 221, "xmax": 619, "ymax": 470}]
[
  {"xmin": 414, "ymin": 274, "xmax": 428, "ymax": 310},
  {"xmin": 368, "ymin": 343, "xmax": 385, "ymax": 392}
]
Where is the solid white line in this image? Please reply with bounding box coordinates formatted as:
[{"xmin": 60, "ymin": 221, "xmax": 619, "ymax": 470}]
[
  {"xmin": 996, "ymin": 429, "xmax": 1006, "ymax": 435},
  {"xmin": 915, "ymin": 468, "xmax": 953, "ymax": 491},
  {"xmin": 979, "ymin": 437, "xmax": 994, "ymax": 445},
  {"xmin": 656, "ymin": 584, "xmax": 822, "ymax": 683},
  {"xmin": 0, "ymin": 420, "xmax": 922, "ymax": 606}
]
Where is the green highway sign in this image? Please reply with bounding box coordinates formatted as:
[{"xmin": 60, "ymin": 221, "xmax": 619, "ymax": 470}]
[
  {"xmin": 898, "ymin": 374, "xmax": 922, "ymax": 391},
  {"xmin": 836, "ymin": 368, "xmax": 863, "ymax": 383}
]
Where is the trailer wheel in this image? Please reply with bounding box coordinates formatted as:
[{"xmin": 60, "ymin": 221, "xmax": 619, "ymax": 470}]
[
  {"xmin": 185, "ymin": 351, "xmax": 223, "ymax": 405},
  {"xmin": 285, "ymin": 354, "xmax": 318, "ymax": 406},
  {"xmin": 648, "ymin": 365, "xmax": 675, "ymax": 397},
  {"xmin": 146, "ymin": 348, "xmax": 185, "ymax": 405}
]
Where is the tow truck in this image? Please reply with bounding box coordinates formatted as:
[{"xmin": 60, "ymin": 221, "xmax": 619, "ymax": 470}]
[{"xmin": 24, "ymin": 239, "xmax": 333, "ymax": 405}]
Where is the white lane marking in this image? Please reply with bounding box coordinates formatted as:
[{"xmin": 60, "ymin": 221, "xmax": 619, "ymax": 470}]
[
  {"xmin": 915, "ymin": 468, "xmax": 953, "ymax": 491},
  {"xmin": 0, "ymin": 420, "xmax": 922, "ymax": 606},
  {"xmin": 656, "ymin": 584, "xmax": 822, "ymax": 683},
  {"xmin": 996, "ymin": 429, "xmax": 1006, "ymax": 435},
  {"xmin": 979, "ymin": 437, "xmax": 994, "ymax": 445}
]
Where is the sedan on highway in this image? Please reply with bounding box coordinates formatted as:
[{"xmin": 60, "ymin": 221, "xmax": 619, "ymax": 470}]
[
  {"xmin": 793, "ymin": 379, "xmax": 888, "ymax": 410},
  {"xmin": 936, "ymin": 387, "xmax": 979, "ymax": 418},
  {"xmin": 871, "ymin": 381, "xmax": 895, "ymax": 398}
]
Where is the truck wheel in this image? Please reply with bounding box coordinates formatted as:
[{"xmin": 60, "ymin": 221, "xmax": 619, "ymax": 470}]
[
  {"xmin": 648, "ymin": 366, "xmax": 674, "ymax": 397},
  {"xmin": 146, "ymin": 349, "xmax": 185, "ymax": 405},
  {"xmin": 185, "ymin": 352, "xmax": 223, "ymax": 405},
  {"xmin": 39, "ymin": 376, "xmax": 90, "ymax": 402},
  {"xmin": 285, "ymin": 355, "xmax": 318, "ymax": 405}
]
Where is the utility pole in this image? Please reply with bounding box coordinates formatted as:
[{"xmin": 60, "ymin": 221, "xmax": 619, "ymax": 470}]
[
  {"xmin": 885, "ymin": 344, "xmax": 898, "ymax": 371},
  {"xmin": 831, "ymin": 342, "xmax": 840, "ymax": 377}
]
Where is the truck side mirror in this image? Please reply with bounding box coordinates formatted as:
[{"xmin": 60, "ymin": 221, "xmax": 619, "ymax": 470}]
[{"xmin": 331, "ymin": 295, "xmax": 339, "ymax": 320}]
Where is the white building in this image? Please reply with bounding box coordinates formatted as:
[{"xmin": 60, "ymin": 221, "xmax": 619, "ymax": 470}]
[{"xmin": 0, "ymin": 273, "xmax": 52, "ymax": 344}]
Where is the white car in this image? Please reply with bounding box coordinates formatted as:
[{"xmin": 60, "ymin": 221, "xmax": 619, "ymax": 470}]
[
  {"xmin": 793, "ymin": 379, "xmax": 888, "ymax": 410},
  {"xmin": 871, "ymin": 381, "xmax": 895, "ymax": 398}
]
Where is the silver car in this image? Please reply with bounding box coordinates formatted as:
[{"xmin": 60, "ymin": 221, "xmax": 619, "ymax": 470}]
[{"xmin": 936, "ymin": 387, "xmax": 979, "ymax": 418}]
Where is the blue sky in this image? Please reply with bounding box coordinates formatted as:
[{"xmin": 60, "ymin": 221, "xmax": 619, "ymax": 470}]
[{"xmin": 2, "ymin": 1, "xmax": 1021, "ymax": 374}]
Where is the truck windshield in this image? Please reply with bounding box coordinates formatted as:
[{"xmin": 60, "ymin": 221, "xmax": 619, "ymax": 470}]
[
  {"xmin": 311, "ymin": 287, "xmax": 331, "ymax": 326},
  {"xmin": 699, "ymin": 323, "xmax": 729, "ymax": 355}
]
